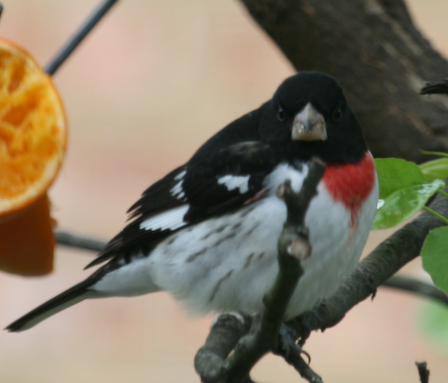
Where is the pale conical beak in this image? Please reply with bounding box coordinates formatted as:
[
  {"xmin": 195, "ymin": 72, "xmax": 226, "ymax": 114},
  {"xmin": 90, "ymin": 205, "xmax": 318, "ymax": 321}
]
[{"xmin": 292, "ymin": 103, "xmax": 327, "ymax": 141}]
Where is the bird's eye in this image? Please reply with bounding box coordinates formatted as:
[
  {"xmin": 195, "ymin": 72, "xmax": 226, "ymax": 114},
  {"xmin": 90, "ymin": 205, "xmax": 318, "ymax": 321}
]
[
  {"xmin": 277, "ymin": 106, "xmax": 286, "ymax": 122},
  {"xmin": 332, "ymin": 108, "xmax": 343, "ymax": 122}
]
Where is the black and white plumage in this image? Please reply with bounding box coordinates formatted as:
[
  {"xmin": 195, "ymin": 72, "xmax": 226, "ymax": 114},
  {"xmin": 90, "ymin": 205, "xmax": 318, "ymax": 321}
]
[{"xmin": 6, "ymin": 72, "xmax": 378, "ymax": 332}]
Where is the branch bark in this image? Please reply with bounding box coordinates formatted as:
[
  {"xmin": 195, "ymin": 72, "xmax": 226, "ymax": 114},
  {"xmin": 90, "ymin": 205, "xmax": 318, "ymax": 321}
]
[
  {"xmin": 55, "ymin": 231, "xmax": 106, "ymax": 252},
  {"xmin": 238, "ymin": 0, "xmax": 448, "ymax": 163},
  {"xmin": 382, "ymin": 275, "xmax": 448, "ymax": 305},
  {"xmin": 416, "ymin": 362, "xmax": 430, "ymax": 383}
]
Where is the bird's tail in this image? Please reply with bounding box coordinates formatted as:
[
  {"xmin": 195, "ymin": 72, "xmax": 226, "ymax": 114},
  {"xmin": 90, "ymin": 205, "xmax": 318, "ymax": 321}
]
[{"xmin": 5, "ymin": 278, "xmax": 95, "ymax": 332}]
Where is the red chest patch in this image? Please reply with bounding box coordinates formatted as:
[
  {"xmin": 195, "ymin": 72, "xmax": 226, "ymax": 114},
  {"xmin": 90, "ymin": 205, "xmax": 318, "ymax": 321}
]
[{"xmin": 323, "ymin": 152, "xmax": 376, "ymax": 227}]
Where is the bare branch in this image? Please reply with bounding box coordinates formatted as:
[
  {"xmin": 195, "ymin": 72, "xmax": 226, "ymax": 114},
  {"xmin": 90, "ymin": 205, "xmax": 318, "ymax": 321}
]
[
  {"xmin": 45, "ymin": 0, "xmax": 119, "ymax": 75},
  {"xmin": 54, "ymin": 231, "xmax": 106, "ymax": 252},
  {"xmin": 194, "ymin": 313, "xmax": 252, "ymax": 383},
  {"xmin": 416, "ymin": 362, "xmax": 430, "ymax": 383},
  {"xmin": 382, "ymin": 275, "xmax": 448, "ymax": 306}
]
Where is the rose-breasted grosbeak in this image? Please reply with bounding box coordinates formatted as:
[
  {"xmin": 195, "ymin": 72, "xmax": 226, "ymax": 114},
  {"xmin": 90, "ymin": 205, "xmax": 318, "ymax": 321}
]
[{"xmin": 6, "ymin": 71, "xmax": 378, "ymax": 332}]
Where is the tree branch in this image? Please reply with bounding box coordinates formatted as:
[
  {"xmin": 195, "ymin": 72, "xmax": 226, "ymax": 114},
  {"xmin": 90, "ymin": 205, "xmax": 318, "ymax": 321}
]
[
  {"xmin": 382, "ymin": 275, "xmax": 448, "ymax": 306},
  {"xmin": 54, "ymin": 231, "xmax": 106, "ymax": 252},
  {"xmin": 416, "ymin": 362, "xmax": 430, "ymax": 383}
]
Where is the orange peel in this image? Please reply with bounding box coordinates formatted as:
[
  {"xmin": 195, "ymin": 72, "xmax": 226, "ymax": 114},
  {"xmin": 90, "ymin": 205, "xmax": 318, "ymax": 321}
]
[{"xmin": 0, "ymin": 38, "xmax": 67, "ymax": 276}]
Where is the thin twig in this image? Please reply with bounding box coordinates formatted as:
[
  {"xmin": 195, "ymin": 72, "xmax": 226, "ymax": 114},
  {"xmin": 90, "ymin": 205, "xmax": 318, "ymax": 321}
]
[
  {"xmin": 45, "ymin": 0, "xmax": 119, "ymax": 75},
  {"xmin": 381, "ymin": 275, "xmax": 448, "ymax": 306},
  {"xmin": 415, "ymin": 362, "xmax": 430, "ymax": 383},
  {"xmin": 54, "ymin": 231, "xmax": 106, "ymax": 252}
]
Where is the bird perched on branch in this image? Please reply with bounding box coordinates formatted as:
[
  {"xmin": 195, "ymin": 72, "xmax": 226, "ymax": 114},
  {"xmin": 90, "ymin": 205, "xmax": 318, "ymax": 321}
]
[{"xmin": 6, "ymin": 72, "xmax": 378, "ymax": 332}]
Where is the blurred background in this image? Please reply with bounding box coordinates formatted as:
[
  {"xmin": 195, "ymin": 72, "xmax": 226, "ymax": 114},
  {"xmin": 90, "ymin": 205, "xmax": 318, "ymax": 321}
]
[{"xmin": 1, "ymin": 0, "xmax": 448, "ymax": 382}]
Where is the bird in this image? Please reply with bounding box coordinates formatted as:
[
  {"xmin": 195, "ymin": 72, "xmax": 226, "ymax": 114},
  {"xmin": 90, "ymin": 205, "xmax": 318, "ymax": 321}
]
[{"xmin": 6, "ymin": 71, "xmax": 378, "ymax": 332}]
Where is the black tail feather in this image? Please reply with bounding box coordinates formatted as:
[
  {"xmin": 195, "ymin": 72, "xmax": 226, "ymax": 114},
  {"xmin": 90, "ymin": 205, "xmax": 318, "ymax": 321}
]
[{"xmin": 6, "ymin": 278, "xmax": 95, "ymax": 332}]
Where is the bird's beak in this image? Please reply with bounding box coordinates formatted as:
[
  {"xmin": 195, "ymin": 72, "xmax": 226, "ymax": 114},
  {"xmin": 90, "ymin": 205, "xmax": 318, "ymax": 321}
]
[{"xmin": 291, "ymin": 103, "xmax": 327, "ymax": 141}]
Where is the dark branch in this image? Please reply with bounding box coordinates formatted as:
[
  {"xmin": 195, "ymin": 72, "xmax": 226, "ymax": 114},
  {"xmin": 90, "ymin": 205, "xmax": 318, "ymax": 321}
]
[
  {"xmin": 54, "ymin": 231, "xmax": 106, "ymax": 253},
  {"xmin": 382, "ymin": 275, "xmax": 448, "ymax": 306},
  {"xmin": 194, "ymin": 313, "xmax": 253, "ymax": 383},
  {"xmin": 416, "ymin": 362, "xmax": 430, "ymax": 383},
  {"xmin": 45, "ymin": 0, "xmax": 119, "ymax": 75}
]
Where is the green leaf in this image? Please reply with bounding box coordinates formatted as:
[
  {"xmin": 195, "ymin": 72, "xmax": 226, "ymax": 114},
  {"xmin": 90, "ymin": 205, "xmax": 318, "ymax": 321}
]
[
  {"xmin": 419, "ymin": 158, "xmax": 448, "ymax": 182},
  {"xmin": 372, "ymin": 158, "xmax": 444, "ymax": 229},
  {"xmin": 421, "ymin": 226, "xmax": 448, "ymax": 296},
  {"xmin": 372, "ymin": 179, "xmax": 444, "ymax": 230},
  {"xmin": 374, "ymin": 158, "xmax": 426, "ymax": 198}
]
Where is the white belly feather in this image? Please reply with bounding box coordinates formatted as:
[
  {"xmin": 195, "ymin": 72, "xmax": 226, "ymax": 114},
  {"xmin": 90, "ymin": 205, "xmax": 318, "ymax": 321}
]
[{"xmin": 93, "ymin": 163, "xmax": 378, "ymax": 319}]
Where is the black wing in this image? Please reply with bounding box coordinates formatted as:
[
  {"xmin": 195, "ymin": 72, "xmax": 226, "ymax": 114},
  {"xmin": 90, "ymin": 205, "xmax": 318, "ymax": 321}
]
[{"xmin": 86, "ymin": 109, "xmax": 278, "ymax": 268}]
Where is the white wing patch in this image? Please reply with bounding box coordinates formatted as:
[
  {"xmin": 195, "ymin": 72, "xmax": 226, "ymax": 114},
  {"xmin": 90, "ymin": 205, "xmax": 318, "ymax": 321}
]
[
  {"xmin": 171, "ymin": 180, "xmax": 185, "ymax": 199},
  {"xmin": 171, "ymin": 170, "xmax": 187, "ymax": 199},
  {"xmin": 174, "ymin": 170, "xmax": 186, "ymax": 181},
  {"xmin": 140, "ymin": 205, "xmax": 189, "ymax": 231},
  {"xmin": 217, "ymin": 175, "xmax": 250, "ymax": 194}
]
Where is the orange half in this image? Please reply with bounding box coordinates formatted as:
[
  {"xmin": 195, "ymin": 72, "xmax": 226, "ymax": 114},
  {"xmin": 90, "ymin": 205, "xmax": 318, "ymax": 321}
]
[
  {"xmin": 0, "ymin": 38, "xmax": 67, "ymax": 218},
  {"xmin": 0, "ymin": 38, "xmax": 67, "ymax": 276}
]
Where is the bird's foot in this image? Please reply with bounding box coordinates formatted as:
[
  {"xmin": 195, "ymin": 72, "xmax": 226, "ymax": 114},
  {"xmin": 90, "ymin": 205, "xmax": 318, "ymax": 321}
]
[
  {"xmin": 273, "ymin": 322, "xmax": 323, "ymax": 383},
  {"xmin": 288, "ymin": 307, "xmax": 324, "ymax": 346},
  {"xmin": 275, "ymin": 322, "xmax": 311, "ymax": 362}
]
